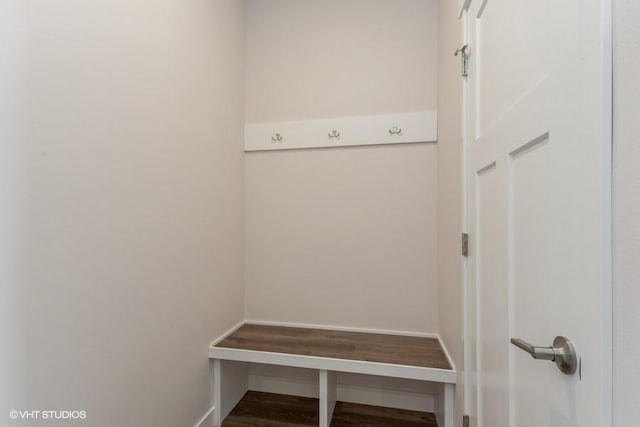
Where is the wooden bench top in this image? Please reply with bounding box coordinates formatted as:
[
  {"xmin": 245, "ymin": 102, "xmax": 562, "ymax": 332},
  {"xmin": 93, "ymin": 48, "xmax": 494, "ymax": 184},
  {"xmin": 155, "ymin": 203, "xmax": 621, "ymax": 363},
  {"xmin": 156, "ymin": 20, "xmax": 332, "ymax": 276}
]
[{"xmin": 212, "ymin": 324, "xmax": 452, "ymax": 371}]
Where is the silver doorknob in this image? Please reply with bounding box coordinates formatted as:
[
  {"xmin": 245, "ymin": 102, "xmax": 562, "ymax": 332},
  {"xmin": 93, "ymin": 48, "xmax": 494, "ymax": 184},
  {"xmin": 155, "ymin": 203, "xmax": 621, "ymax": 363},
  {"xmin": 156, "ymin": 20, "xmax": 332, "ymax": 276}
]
[{"xmin": 510, "ymin": 336, "xmax": 577, "ymax": 375}]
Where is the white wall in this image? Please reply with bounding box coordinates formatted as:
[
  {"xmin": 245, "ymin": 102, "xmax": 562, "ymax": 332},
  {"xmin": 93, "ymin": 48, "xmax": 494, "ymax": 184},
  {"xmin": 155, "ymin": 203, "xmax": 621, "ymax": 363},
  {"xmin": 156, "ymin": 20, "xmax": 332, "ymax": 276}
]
[
  {"xmin": 0, "ymin": 1, "xmax": 245, "ymax": 426},
  {"xmin": 245, "ymin": 146, "xmax": 438, "ymax": 332},
  {"xmin": 613, "ymin": 0, "xmax": 640, "ymax": 425},
  {"xmin": 245, "ymin": 0, "xmax": 438, "ymax": 123},
  {"xmin": 436, "ymin": 0, "xmax": 465, "ymax": 425},
  {"xmin": 244, "ymin": 0, "xmax": 440, "ymax": 333}
]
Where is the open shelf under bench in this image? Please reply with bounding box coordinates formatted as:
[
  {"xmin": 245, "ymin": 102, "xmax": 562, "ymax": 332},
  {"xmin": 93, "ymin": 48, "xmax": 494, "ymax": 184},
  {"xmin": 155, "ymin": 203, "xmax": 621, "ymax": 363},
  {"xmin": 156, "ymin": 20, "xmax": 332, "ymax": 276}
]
[
  {"xmin": 222, "ymin": 391, "xmax": 438, "ymax": 427},
  {"xmin": 209, "ymin": 323, "xmax": 455, "ymax": 427}
]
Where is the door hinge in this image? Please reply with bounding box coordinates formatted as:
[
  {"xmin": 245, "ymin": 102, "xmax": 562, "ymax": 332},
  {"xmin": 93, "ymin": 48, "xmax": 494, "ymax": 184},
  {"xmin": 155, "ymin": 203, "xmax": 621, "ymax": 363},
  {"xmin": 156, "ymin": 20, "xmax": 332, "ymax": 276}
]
[
  {"xmin": 462, "ymin": 233, "xmax": 469, "ymax": 257},
  {"xmin": 463, "ymin": 415, "xmax": 470, "ymax": 427},
  {"xmin": 454, "ymin": 44, "xmax": 469, "ymax": 77}
]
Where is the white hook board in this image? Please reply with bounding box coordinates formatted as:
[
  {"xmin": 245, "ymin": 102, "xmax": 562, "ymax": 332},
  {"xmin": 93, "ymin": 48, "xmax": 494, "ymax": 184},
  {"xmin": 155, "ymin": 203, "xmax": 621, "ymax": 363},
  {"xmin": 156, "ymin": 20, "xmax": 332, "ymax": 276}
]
[{"xmin": 244, "ymin": 111, "xmax": 437, "ymax": 152}]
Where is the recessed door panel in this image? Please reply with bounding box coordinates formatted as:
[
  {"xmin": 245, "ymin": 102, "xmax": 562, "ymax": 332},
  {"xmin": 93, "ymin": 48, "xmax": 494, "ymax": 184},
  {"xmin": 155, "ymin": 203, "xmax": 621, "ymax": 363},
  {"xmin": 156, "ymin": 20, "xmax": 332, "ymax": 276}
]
[{"xmin": 475, "ymin": 0, "xmax": 549, "ymax": 138}]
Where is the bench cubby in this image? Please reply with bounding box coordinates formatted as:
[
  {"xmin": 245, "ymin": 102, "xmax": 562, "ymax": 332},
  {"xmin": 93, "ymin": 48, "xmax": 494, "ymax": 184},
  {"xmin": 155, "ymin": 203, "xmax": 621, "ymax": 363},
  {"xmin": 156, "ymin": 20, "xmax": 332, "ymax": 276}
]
[{"xmin": 209, "ymin": 323, "xmax": 455, "ymax": 427}]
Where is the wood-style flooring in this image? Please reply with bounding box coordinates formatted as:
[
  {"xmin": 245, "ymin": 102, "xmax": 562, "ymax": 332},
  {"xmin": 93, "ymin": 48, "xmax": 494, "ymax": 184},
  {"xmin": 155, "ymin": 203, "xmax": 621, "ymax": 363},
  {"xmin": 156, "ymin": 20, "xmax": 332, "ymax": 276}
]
[
  {"xmin": 215, "ymin": 324, "xmax": 451, "ymax": 370},
  {"xmin": 222, "ymin": 392, "xmax": 319, "ymax": 427},
  {"xmin": 331, "ymin": 401, "xmax": 437, "ymax": 427},
  {"xmin": 221, "ymin": 391, "xmax": 437, "ymax": 427}
]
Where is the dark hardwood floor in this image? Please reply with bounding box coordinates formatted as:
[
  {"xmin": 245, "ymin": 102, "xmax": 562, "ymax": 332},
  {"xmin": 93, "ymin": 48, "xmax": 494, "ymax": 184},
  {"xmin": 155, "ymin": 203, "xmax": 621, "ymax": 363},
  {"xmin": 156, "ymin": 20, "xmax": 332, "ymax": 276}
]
[
  {"xmin": 215, "ymin": 324, "xmax": 451, "ymax": 370},
  {"xmin": 222, "ymin": 391, "xmax": 319, "ymax": 427},
  {"xmin": 331, "ymin": 401, "xmax": 437, "ymax": 427},
  {"xmin": 221, "ymin": 391, "xmax": 438, "ymax": 427}
]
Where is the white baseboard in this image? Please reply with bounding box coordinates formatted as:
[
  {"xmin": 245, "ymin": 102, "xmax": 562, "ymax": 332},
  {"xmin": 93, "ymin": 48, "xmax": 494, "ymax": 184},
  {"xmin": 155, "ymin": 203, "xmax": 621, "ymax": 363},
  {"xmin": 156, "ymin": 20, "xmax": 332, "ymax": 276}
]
[
  {"xmin": 210, "ymin": 320, "xmax": 245, "ymax": 346},
  {"xmin": 337, "ymin": 383, "xmax": 434, "ymax": 413},
  {"xmin": 244, "ymin": 319, "xmax": 439, "ymax": 339},
  {"xmin": 436, "ymin": 335, "xmax": 457, "ymax": 371},
  {"xmin": 249, "ymin": 374, "xmax": 320, "ymax": 399},
  {"xmin": 194, "ymin": 405, "xmax": 215, "ymax": 427}
]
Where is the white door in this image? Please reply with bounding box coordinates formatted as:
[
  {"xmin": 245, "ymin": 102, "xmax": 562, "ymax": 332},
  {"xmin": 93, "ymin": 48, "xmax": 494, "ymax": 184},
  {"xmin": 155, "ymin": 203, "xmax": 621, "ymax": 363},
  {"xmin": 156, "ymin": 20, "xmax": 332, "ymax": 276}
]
[{"xmin": 464, "ymin": 0, "xmax": 612, "ymax": 426}]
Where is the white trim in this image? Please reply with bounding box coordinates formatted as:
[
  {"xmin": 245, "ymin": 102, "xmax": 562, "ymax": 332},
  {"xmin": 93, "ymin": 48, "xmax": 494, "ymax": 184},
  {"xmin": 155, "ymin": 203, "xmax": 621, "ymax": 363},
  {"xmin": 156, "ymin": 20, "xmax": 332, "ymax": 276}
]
[
  {"xmin": 214, "ymin": 360, "xmax": 248, "ymax": 427},
  {"xmin": 461, "ymin": 6, "xmax": 471, "ymax": 417},
  {"xmin": 210, "ymin": 320, "xmax": 245, "ymax": 347},
  {"xmin": 319, "ymin": 370, "xmax": 337, "ymax": 427},
  {"xmin": 244, "ymin": 319, "xmax": 440, "ymax": 339},
  {"xmin": 244, "ymin": 111, "xmax": 437, "ymax": 152},
  {"xmin": 435, "ymin": 384, "xmax": 455, "ymax": 427},
  {"xmin": 436, "ymin": 335, "xmax": 457, "ymax": 372},
  {"xmin": 209, "ymin": 347, "xmax": 456, "ymax": 383},
  {"xmin": 194, "ymin": 405, "xmax": 215, "ymax": 427},
  {"xmin": 458, "ymin": 0, "xmax": 472, "ymax": 19},
  {"xmin": 476, "ymin": 0, "xmax": 488, "ymax": 18},
  {"xmin": 600, "ymin": 0, "xmax": 614, "ymax": 425}
]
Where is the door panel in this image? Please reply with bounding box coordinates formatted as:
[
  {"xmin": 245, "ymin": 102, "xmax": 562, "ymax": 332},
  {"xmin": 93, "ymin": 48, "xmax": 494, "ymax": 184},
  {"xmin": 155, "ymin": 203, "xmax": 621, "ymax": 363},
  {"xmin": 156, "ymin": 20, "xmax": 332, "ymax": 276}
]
[
  {"xmin": 476, "ymin": 0, "xmax": 549, "ymax": 137},
  {"xmin": 464, "ymin": 0, "xmax": 612, "ymax": 425}
]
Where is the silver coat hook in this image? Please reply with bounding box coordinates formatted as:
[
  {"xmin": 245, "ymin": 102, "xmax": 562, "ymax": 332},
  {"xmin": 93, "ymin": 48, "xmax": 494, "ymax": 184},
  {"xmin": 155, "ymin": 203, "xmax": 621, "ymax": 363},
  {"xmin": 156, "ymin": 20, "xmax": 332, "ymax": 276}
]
[
  {"xmin": 328, "ymin": 129, "xmax": 341, "ymax": 139},
  {"xmin": 454, "ymin": 44, "xmax": 468, "ymax": 56},
  {"xmin": 271, "ymin": 133, "xmax": 283, "ymax": 143},
  {"xmin": 389, "ymin": 126, "xmax": 402, "ymax": 136},
  {"xmin": 454, "ymin": 44, "xmax": 469, "ymax": 77}
]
